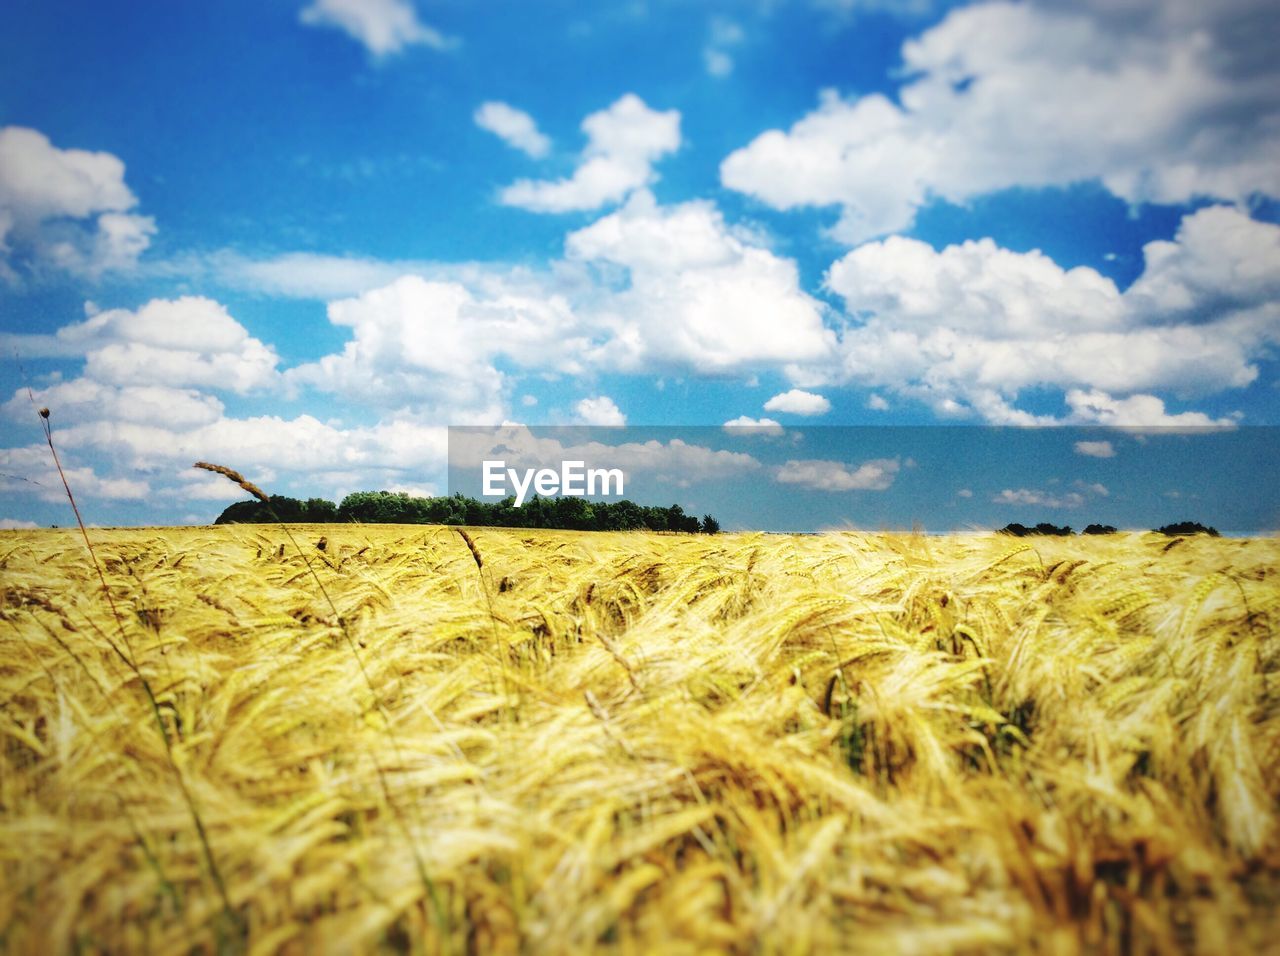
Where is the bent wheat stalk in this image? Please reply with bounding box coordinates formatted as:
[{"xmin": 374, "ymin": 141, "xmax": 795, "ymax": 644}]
[
  {"xmin": 195, "ymin": 461, "xmax": 450, "ymax": 942},
  {"xmin": 455, "ymin": 528, "xmax": 513, "ymax": 708}
]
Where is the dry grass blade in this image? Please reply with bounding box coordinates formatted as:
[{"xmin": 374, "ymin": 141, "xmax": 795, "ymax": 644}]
[{"xmin": 21, "ymin": 407, "xmax": 244, "ymax": 946}]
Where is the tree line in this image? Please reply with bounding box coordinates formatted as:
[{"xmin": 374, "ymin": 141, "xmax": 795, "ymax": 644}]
[
  {"xmin": 214, "ymin": 490, "xmax": 721, "ymax": 534},
  {"xmin": 998, "ymin": 520, "xmax": 1220, "ymax": 537}
]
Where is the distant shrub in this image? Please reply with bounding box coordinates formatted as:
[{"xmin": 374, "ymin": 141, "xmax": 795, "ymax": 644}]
[
  {"xmin": 1156, "ymin": 521, "xmax": 1220, "ymax": 537},
  {"xmin": 1083, "ymin": 524, "xmax": 1117, "ymax": 535},
  {"xmin": 215, "ymin": 495, "xmax": 336, "ymax": 525},
  {"xmin": 998, "ymin": 522, "xmax": 1073, "ymax": 537}
]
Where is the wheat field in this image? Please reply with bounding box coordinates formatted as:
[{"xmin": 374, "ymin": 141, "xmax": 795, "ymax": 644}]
[{"xmin": 1, "ymin": 525, "xmax": 1278, "ymax": 954}]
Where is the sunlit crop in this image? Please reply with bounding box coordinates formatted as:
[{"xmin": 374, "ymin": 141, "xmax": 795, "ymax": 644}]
[{"xmin": 2, "ymin": 525, "xmax": 1277, "ymax": 953}]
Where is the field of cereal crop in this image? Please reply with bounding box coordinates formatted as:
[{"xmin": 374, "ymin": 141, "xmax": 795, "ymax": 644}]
[{"xmin": 2, "ymin": 525, "xmax": 1278, "ymax": 954}]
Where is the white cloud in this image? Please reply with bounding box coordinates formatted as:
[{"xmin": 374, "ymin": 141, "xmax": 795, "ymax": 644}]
[
  {"xmin": 575, "ymin": 395, "xmax": 626, "ymax": 426},
  {"xmin": 200, "ymin": 250, "xmax": 439, "ymax": 300},
  {"xmin": 299, "ymin": 0, "xmax": 453, "ymax": 56},
  {"xmin": 474, "ymin": 102, "xmax": 551, "ymax": 159},
  {"xmin": 723, "ymin": 416, "xmax": 784, "ymax": 434},
  {"xmin": 807, "ymin": 206, "xmax": 1279, "ymax": 423},
  {"xmin": 285, "ymin": 274, "xmax": 586, "ymax": 421},
  {"xmin": 4, "ymin": 380, "xmax": 224, "ymax": 430},
  {"xmin": 0, "ymin": 517, "xmax": 39, "ymax": 530},
  {"xmin": 0, "ymin": 127, "xmax": 134, "ymax": 222},
  {"xmin": 53, "ymin": 298, "xmax": 281, "ymax": 394},
  {"xmin": 866, "ymin": 393, "xmax": 890, "ymax": 411},
  {"xmin": 566, "ymin": 191, "xmax": 834, "ymax": 373},
  {"xmin": 721, "ymin": 0, "xmax": 1280, "ymax": 243},
  {"xmin": 1074, "ymin": 439, "xmax": 1115, "ymax": 458},
  {"xmin": 171, "ymin": 191, "xmax": 835, "ymax": 394},
  {"xmin": 0, "ymin": 445, "xmax": 150, "ymax": 502},
  {"xmin": 451, "ymin": 425, "xmax": 761, "ymax": 486},
  {"xmin": 704, "ymin": 50, "xmax": 734, "ymax": 78},
  {"xmin": 0, "ymin": 126, "xmax": 154, "ymax": 279},
  {"xmin": 500, "ymin": 95, "xmax": 680, "ymax": 213},
  {"xmin": 50, "ymin": 412, "xmax": 451, "ymax": 496},
  {"xmin": 703, "ymin": 17, "xmax": 745, "ymax": 78},
  {"xmin": 775, "ymin": 457, "xmax": 900, "ymax": 491},
  {"xmin": 207, "ymin": 192, "xmax": 834, "ymax": 430},
  {"xmin": 826, "ymin": 235, "xmax": 1125, "ymax": 338},
  {"xmin": 1064, "ymin": 389, "xmax": 1237, "ymax": 427},
  {"xmin": 993, "ymin": 488, "xmax": 1085, "ymax": 509},
  {"xmin": 1125, "ymin": 205, "xmax": 1280, "ymax": 317},
  {"xmin": 3, "ymin": 217, "xmax": 826, "ymax": 509},
  {"xmin": 763, "ymin": 388, "xmax": 831, "ymax": 416},
  {"xmin": 0, "ymin": 295, "xmax": 471, "ymax": 510},
  {"xmin": 816, "ymin": 0, "xmax": 933, "ymax": 15},
  {"xmin": 176, "ymin": 473, "xmax": 250, "ymax": 502},
  {"xmin": 84, "ymin": 212, "xmax": 155, "ymax": 274},
  {"xmin": 384, "ymin": 482, "xmax": 440, "ymax": 498},
  {"xmin": 956, "ymin": 488, "xmax": 973, "ymax": 498}
]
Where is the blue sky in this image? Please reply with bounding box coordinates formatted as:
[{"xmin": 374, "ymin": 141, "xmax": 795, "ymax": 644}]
[{"xmin": 1, "ymin": 0, "xmax": 1278, "ymax": 529}]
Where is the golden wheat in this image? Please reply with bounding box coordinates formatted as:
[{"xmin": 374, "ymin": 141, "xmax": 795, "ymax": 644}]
[{"xmin": 1, "ymin": 526, "xmax": 1277, "ymax": 954}]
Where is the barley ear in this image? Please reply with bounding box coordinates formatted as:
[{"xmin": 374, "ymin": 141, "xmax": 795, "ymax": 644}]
[{"xmin": 193, "ymin": 461, "xmax": 270, "ymax": 503}]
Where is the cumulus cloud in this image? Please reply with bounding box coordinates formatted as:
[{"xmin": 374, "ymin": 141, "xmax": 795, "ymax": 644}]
[
  {"xmin": 566, "ymin": 191, "xmax": 834, "ymax": 373},
  {"xmin": 775, "ymin": 457, "xmax": 900, "ymax": 491},
  {"xmin": 299, "ymin": 0, "xmax": 453, "ymax": 56},
  {"xmin": 0, "ymin": 203, "xmax": 821, "ymax": 509},
  {"xmin": 723, "ymin": 416, "xmax": 784, "ymax": 434},
  {"xmin": 474, "ymin": 102, "xmax": 552, "ymax": 158},
  {"xmin": 4, "ymin": 380, "xmax": 224, "ymax": 430},
  {"xmin": 806, "ymin": 206, "xmax": 1279, "ymax": 423},
  {"xmin": 500, "ymin": 95, "xmax": 680, "ymax": 213},
  {"xmin": 0, "ymin": 295, "xmax": 459, "ymax": 511},
  {"xmin": 285, "ymin": 274, "xmax": 587, "ymax": 421},
  {"xmin": 992, "ymin": 479, "xmax": 1109, "ymax": 510},
  {"xmin": 575, "ymin": 395, "xmax": 626, "ymax": 426},
  {"xmin": 826, "ymin": 235, "xmax": 1125, "ymax": 338},
  {"xmin": 175, "ymin": 472, "xmax": 253, "ymax": 503},
  {"xmin": 222, "ymin": 192, "xmax": 835, "ymax": 430},
  {"xmin": 0, "ymin": 126, "xmax": 154, "ymax": 280},
  {"xmin": 1064, "ymin": 389, "xmax": 1238, "ymax": 427},
  {"xmin": 1074, "ymin": 439, "xmax": 1116, "ymax": 458},
  {"xmin": 600, "ymin": 439, "xmax": 760, "ymax": 483},
  {"xmin": 1125, "ymin": 205, "xmax": 1280, "ymax": 318},
  {"xmin": 46, "ymin": 411, "xmax": 451, "ymax": 500},
  {"xmin": 47, "ymin": 298, "xmax": 281, "ymax": 394},
  {"xmin": 0, "ymin": 517, "xmax": 39, "ymax": 530},
  {"xmin": 763, "ymin": 388, "xmax": 831, "ymax": 416},
  {"xmin": 993, "ymin": 488, "xmax": 1085, "ymax": 509},
  {"xmin": 721, "ymin": 0, "xmax": 1280, "ymax": 243}
]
